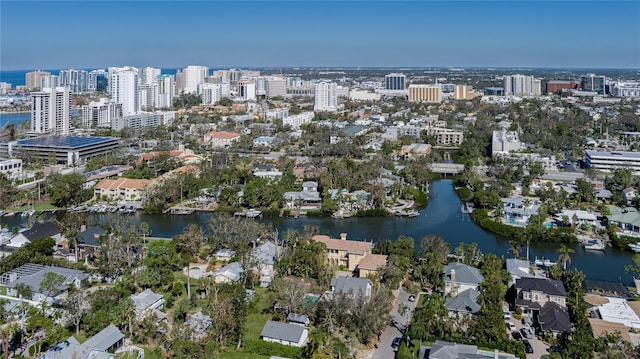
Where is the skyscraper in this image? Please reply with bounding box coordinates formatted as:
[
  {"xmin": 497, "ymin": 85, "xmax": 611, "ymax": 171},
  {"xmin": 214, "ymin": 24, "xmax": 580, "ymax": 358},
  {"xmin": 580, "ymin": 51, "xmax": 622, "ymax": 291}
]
[
  {"xmin": 108, "ymin": 67, "xmax": 139, "ymax": 116},
  {"xmin": 503, "ymin": 75, "xmax": 538, "ymax": 96},
  {"xmin": 31, "ymin": 87, "xmax": 70, "ymax": 134},
  {"xmin": 183, "ymin": 65, "xmax": 208, "ymax": 94},
  {"xmin": 265, "ymin": 77, "xmax": 287, "ymax": 98},
  {"xmin": 581, "ymin": 74, "xmax": 606, "ymax": 95},
  {"xmin": 385, "ymin": 73, "xmax": 406, "ymax": 90},
  {"xmin": 314, "ymin": 82, "xmax": 338, "ymax": 112},
  {"xmin": 156, "ymin": 74, "xmax": 175, "ymax": 109},
  {"xmin": 238, "ymin": 80, "xmax": 256, "ymax": 101},
  {"xmin": 199, "ymin": 83, "xmax": 222, "ymax": 105},
  {"xmin": 139, "ymin": 67, "xmax": 161, "ymax": 86},
  {"xmin": 25, "ymin": 71, "xmax": 51, "ymax": 91},
  {"xmin": 139, "ymin": 83, "xmax": 159, "ymax": 111},
  {"xmin": 59, "ymin": 69, "xmax": 88, "ymax": 93}
]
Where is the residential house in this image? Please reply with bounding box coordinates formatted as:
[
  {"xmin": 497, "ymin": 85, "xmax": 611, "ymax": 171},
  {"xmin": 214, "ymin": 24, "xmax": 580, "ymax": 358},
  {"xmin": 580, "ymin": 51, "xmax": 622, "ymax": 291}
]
[
  {"xmin": 623, "ymin": 187, "xmax": 637, "ymax": 205},
  {"xmin": 251, "ymin": 241, "xmax": 281, "ymax": 287},
  {"xmin": 506, "ymin": 258, "xmax": 534, "ymax": 285},
  {"xmin": 3, "ymin": 264, "xmax": 88, "ymax": 305},
  {"xmin": 444, "ymin": 288, "xmax": 481, "ymax": 317},
  {"xmin": 501, "ymin": 197, "xmax": 541, "ymax": 226},
  {"xmin": 594, "ymin": 188, "xmax": 613, "ymax": 202},
  {"xmin": 312, "ymin": 233, "xmax": 373, "ymax": 271},
  {"xmin": 94, "ymin": 177, "xmax": 152, "ymax": 201},
  {"xmin": 287, "ymin": 313, "xmax": 310, "ymax": 327},
  {"xmin": 253, "ymin": 136, "xmax": 277, "ymax": 148},
  {"xmin": 330, "ymin": 276, "xmax": 372, "ymax": 299},
  {"xmin": 356, "ymin": 253, "xmax": 387, "ymax": 278},
  {"xmin": 606, "ymin": 206, "xmax": 640, "ymax": 236},
  {"xmin": 443, "ymin": 262, "xmax": 484, "ymax": 296},
  {"xmin": 284, "ymin": 181, "xmax": 321, "ymax": 209},
  {"xmin": 538, "ymin": 302, "xmax": 572, "ymax": 334},
  {"xmin": 515, "ymin": 278, "xmax": 567, "ymax": 315},
  {"xmin": 204, "ymin": 131, "xmax": 241, "ymax": 148},
  {"xmin": 588, "ymin": 318, "xmax": 632, "ymax": 343},
  {"xmin": 5, "ymin": 222, "xmax": 63, "ymax": 250},
  {"xmin": 213, "ymin": 261, "xmax": 244, "ymax": 283},
  {"xmin": 401, "ymin": 143, "xmax": 432, "ymax": 158},
  {"xmin": 556, "ymin": 210, "xmax": 599, "ymax": 227},
  {"xmin": 595, "ymin": 298, "xmax": 640, "ymax": 330},
  {"xmin": 214, "ymin": 249, "xmax": 236, "ymax": 262},
  {"xmin": 75, "ymin": 225, "xmax": 106, "ymax": 262},
  {"xmin": 187, "ymin": 311, "xmax": 213, "ymax": 339},
  {"xmin": 41, "ymin": 324, "xmax": 125, "ymax": 359},
  {"xmin": 260, "ymin": 320, "xmax": 309, "ymax": 347},
  {"xmin": 131, "ymin": 289, "xmax": 166, "ymax": 321},
  {"xmin": 419, "ymin": 340, "xmax": 516, "ymax": 359}
]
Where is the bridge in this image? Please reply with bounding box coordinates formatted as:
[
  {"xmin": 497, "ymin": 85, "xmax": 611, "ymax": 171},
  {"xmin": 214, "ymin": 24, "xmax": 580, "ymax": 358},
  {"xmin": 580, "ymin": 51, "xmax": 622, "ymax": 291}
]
[{"xmin": 429, "ymin": 163, "xmax": 465, "ymax": 175}]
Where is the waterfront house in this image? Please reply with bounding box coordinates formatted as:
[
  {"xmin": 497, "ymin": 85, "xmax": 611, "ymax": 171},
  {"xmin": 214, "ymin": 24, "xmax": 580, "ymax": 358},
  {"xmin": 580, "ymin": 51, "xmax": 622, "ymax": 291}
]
[
  {"xmin": 506, "ymin": 258, "xmax": 535, "ymax": 286},
  {"xmin": 6, "ymin": 222, "xmax": 63, "ymax": 250},
  {"xmin": 75, "ymin": 225, "xmax": 106, "ymax": 262},
  {"xmin": 283, "ymin": 181, "xmax": 322, "ymax": 210},
  {"xmin": 606, "ymin": 205, "xmax": 640, "ymax": 236},
  {"xmin": 555, "ymin": 209, "xmax": 599, "ymax": 227},
  {"xmin": 501, "ymin": 197, "xmax": 541, "ymax": 226},
  {"xmin": 538, "ymin": 302, "xmax": 572, "ymax": 335},
  {"xmin": 443, "ymin": 262, "xmax": 484, "ymax": 296},
  {"xmin": 356, "ymin": 253, "xmax": 387, "ymax": 278},
  {"xmin": 251, "ymin": 241, "xmax": 281, "ymax": 287},
  {"xmin": 94, "ymin": 177, "xmax": 152, "ymax": 202},
  {"xmin": 312, "ymin": 233, "xmax": 373, "ymax": 271},
  {"xmin": 444, "ymin": 288, "xmax": 481, "ymax": 317},
  {"xmin": 261, "ymin": 320, "xmax": 309, "ymax": 347},
  {"xmin": 515, "ymin": 278, "xmax": 566, "ymax": 315}
]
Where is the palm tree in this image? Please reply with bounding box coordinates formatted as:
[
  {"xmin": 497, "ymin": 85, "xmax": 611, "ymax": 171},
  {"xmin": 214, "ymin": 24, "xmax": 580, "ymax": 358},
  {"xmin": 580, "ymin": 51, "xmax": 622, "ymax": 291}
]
[
  {"xmin": 556, "ymin": 244, "xmax": 575, "ymax": 270},
  {"xmin": 139, "ymin": 221, "xmax": 150, "ymax": 245},
  {"xmin": 508, "ymin": 240, "xmax": 521, "ymax": 258}
]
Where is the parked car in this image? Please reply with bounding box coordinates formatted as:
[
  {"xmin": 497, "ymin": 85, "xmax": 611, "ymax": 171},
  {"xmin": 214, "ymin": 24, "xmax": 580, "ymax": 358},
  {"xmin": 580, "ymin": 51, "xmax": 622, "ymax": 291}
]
[
  {"xmin": 503, "ymin": 307, "xmax": 511, "ymax": 319},
  {"xmin": 408, "ymin": 294, "xmax": 417, "ymax": 302},
  {"xmin": 392, "ymin": 337, "xmax": 402, "ymax": 348},
  {"xmin": 520, "ymin": 325, "xmax": 534, "ymax": 339},
  {"xmin": 523, "ymin": 339, "xmax": 534, "ymax": 354},
  {"xmin": 511, "ymin": 331, "xmax": 523, "ymax": 341},
  {"xmin": 549, "ymin": 345, "xmax": 563, "ymax": 353},
  {"xmin": 506, "ymin": 321, "xmax": 517, "ymax": 331}
]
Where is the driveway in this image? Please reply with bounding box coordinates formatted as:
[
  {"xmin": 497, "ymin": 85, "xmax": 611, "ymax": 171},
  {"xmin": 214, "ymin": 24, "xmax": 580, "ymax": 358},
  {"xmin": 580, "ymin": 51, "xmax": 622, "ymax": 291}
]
[
  {"xmin": 507, "ymin": 317, "xmax": 549, "ymax": 359},
  {"xmin": 369, "ymin": 287, "xmax": 419, "ymax": 359}
]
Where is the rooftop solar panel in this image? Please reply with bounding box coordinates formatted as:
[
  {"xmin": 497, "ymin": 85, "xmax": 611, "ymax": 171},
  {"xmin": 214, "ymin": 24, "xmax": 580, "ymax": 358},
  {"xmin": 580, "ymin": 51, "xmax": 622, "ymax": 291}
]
[{"xmin": 16, "ymin": 136, "xmax": 117, "ymax": 149}]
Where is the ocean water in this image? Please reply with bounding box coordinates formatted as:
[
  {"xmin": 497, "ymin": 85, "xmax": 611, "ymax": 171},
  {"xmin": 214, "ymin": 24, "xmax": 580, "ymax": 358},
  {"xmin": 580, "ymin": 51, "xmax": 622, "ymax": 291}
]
[{"xmin": 0, "ymin": 112, "xmax": 30, "ymax": 128}]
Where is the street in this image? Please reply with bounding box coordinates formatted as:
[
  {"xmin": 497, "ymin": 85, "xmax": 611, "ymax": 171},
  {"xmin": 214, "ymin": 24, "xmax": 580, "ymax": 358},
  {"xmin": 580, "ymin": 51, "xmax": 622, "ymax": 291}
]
[{"xmin": 369, "ymin": 287, "xmax": 419, "ymax": 359}]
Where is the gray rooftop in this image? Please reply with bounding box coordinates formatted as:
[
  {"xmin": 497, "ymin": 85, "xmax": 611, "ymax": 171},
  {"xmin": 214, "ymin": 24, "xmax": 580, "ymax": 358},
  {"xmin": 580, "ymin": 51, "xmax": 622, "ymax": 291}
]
[
  {"xmin": 252, "ymin": 241, "xmax": 280, "ymax": 266},
  {"xmin": 443, "ymin": 262, "xmax": 484, "ymax": 286},
  {"xmin": 260, "ymin": 320, "xmax": 307, "ymax": 343},
  {"xmin": 330, "ymin": 276, "xmax": 372, "ymax": 296},
  {"xmin": 214, "ymin": 261, "xmax": 244, "ymax": 282},
  {"xmin": 82, "ymin": 324, "xmax": 125, "ymax": 352},
  {"xmin": 516, "ymin": 277, "xmax": 566, "ymax": 297},
  {"xmin": 444, "ymin": 288, "xmax": 480, "ymax": 314},
  {"xmin": 131, "ymin": 289, "xmax": 164, "ymax": 311},
  {"xmin": 506, "ymin": 258, "xmax": 534, "ymax": 279},
  {"xmin": 5, "ymin": 265, "xmax": 88, "ymax": 295},
  {"xmin": 286, "ymin": 313, "xmax": 310, "ymax": 325},
  {"xmin": 187, "ymin": 311, "xmax": 213, "ymax": 334}
]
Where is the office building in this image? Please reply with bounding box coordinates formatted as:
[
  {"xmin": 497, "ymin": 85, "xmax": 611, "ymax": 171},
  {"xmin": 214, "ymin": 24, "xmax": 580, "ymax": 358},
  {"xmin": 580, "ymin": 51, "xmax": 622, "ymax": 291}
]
[
  {"xmin": 25, "ymin": 71, "xmax": 51, "ymax": 91},
  {"xmin": 183, "ymin": 65, "xmax": 208, "ymax": 94},
  {"xmin": 581, "ymin": 74, "xmax": 606, "ymax": 95},
  {"xmin": 492, "ymin": 130, "xmax": 522, "ymax": 156},
  {"xmin": 139, "ymin": 67, "xmax": 161, "ymax": 86},
  {"xmin": 156, "ymin": 74, "xmax": 175, "ymax": 108},
  {"xmin": 265, "ymin": 77, "xmax": 287, "ymax": 98},
  {"xmin": 31, "ymin": 87, "xmax": 70, "ymax": 135},
  {"xmin": 314, "ymin": 82, "xmax": 338, "ymax": 112},
  {"xmin": 108, "ymin": 67, "xmax": 139, "ymax": 116},
  {"xmin": 1, "ymin": 136, "xmax": 120, "ymax": 166},
  {"xmin": 453, "ymin": 85, "xmax": 475, "ymax": 100},
  {"xmin": 0, "ymin": 159, "xmax": 23, "ymax": 179},
  {"xmin": 254, "ymin": 77, "xmax": 266, "ymax": 96},
  {"xmin": 546, "ymin": 80, "xmax": 576, "ymax": 94},
  {"xmin": 585, "ymin": 150, "xmax": 640, "ymax": 175},
  {"xmin": 611, "ymin": 82, "xmax": 640, "ymax": 98},
  {"xmin": 238, "ymin": 80, "xmax": 256, "ymax": 101},
  {"xmin": 408, "ymin": 84, "xmax": 442, "ymax": 103},
  {"xmin": 88, "ymin": 69, "xmax": 108, "ymax": 92},
  {"xmin": 59, "ymin": 69, "xmax": 88, "ymax": 93},
  {"xmin": 385, "ymin": 73, "xmax": 406, "ymax": 90},
  {"xmin": 82, "ymin": 98, "xmax": 122, "ymax": 128},
  {"xmin": 504, "ymin": 75, "xmax": 538, "ymax": 96}
]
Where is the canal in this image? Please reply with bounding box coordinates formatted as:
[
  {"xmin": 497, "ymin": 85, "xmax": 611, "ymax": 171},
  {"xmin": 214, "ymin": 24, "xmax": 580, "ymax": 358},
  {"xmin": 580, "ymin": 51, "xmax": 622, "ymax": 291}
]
[{"xmin": 1, "ymin": 180, "xmax": 635, "ymax": 284}]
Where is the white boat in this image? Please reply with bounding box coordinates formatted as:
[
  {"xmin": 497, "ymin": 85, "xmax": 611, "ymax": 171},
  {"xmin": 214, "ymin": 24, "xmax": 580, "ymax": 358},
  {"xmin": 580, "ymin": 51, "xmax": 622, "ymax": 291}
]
[
  {"xmin": 245, "ymin": 209, "xmax": 262, "ymax": 218},
  {"xmin": 629, "ymin": 243, "xmax": 640, "ymax": 253},
  {"xmin": 534, "ymin": 257, "xmax": 557, "ymax": 267},
  {"xmin": 583, "ymin": 240, "xmax": 605, "ymax": 251}
]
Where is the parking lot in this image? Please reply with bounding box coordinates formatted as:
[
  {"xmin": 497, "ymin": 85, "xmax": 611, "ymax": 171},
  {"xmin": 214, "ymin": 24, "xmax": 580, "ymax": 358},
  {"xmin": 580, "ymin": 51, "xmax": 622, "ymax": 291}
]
[{"xmin": 506, "ymin": 317, "xmax": 550, "ymax": 359}]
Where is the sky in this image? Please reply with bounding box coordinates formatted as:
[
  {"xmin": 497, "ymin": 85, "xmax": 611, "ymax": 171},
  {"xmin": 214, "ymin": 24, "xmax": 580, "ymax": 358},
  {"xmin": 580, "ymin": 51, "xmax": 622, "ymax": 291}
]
[{"xmin": 1, "ymin": 1, "xmax": 639, "ymax": 70}]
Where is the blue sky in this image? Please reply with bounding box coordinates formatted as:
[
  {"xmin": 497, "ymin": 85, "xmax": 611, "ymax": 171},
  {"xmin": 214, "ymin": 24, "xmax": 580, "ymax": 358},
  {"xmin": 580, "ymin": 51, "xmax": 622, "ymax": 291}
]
[{"xmin": 1, "ymin": 1, "xmax": 639, "ymax": 69}]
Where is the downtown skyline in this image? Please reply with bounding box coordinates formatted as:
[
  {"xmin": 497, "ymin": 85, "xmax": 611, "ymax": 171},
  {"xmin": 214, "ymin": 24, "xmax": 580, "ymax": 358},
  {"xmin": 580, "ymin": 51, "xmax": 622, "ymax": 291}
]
[{"xmin": 1, "ymin": 1, "xmax": 640, "ymax": 70}]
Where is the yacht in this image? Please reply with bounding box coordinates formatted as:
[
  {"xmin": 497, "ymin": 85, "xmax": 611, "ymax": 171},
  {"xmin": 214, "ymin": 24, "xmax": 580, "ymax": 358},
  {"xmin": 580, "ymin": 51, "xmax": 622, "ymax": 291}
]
[
  {"xmin": 629, "ymin": 243, "xmax": 640, "ymax": 253},
  {"xmin": 583, "ymin": 239, "xmax": 605, "ymax": 251}
]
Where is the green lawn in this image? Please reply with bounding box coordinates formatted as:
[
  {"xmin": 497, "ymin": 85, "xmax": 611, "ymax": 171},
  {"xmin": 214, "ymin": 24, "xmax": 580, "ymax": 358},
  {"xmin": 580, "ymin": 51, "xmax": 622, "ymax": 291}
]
[
  {"xmin": 219, "ymin": 352, "xmax": 270, "ymax": 359},
  {"xmin": 244, "ymin": 287, "xmax": 274, "ymax": 342},
  {"xmin": 13, "ymin": 200, "xmax": 59, "ymax": 212}
]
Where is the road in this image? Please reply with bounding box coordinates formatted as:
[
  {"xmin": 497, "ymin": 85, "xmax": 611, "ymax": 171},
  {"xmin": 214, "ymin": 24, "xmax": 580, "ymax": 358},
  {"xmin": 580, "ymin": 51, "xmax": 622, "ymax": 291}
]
[{"xmin": 369, "ymin": 287, "xmax": 419, "ymax": 359}]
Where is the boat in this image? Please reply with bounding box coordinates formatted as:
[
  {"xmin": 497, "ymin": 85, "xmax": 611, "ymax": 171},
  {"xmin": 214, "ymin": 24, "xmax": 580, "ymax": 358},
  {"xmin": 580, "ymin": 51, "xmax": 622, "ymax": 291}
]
[
  {"xmin": 125, "ymin": 205, "xmax": 137, "ymax": 214},
  {"xmin": 28, "ymin": 209, "xmax": 35, "ymax": 216},
  {"xmin": 245, "ymin": 209, "xmax": 262, "ymax": 218},
  {"xmin": 629, "ymin": 243, "xmax": 640, "ymax": 253},
  {"xmin": 534, "ymin": 257, "xmax": 557, "ymax": 267},
  {"xmin": 20, "ymin": 211, "xmax": 29, "ymax": 218},
  {"xmin": 583, "ymin": 239, "xmax": 605, "ymax": 251}
]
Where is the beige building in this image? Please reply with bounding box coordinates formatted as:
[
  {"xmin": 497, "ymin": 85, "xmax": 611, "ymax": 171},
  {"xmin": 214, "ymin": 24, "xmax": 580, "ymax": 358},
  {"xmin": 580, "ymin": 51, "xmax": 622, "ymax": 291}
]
[
  {"xmin": 312, "ymin": 233, "xmax": 373, "ymax": 271},
  {"xmin": 357, "ymin": 254, "xmax": 388, "ymax": 277},
  {"xmin": 454, "ymin": 85, "xmax": 475, "ymax": 100},
  {"xmin": 204, "ymin": 131, "xmax": 241, "ymax": 148},
  {"xmin": 94, "ymin": 177, "xmax": 152, "ymax": 201},
  {"xmin": 25, "ymin": 71, "xmax": 51, "ymax": 91},
  {"xmin": 408, "ymin": 84, "xmax": 442, "ymax": 103}
]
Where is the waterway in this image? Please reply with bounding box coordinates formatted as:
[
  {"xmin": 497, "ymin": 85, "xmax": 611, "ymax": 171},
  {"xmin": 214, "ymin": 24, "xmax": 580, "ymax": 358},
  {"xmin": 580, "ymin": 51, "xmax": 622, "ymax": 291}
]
[
  {"xmin": 1, "ymin": 180, "xmax": 635, "ymax": 284},
  {"xmin": 0, "ymin": 112, "xmax": 30, "ymax": 128}
]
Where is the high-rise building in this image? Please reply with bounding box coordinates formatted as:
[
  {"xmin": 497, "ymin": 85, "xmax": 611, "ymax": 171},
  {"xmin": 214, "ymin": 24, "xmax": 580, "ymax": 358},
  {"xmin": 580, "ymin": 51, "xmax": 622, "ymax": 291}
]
[
  {"xmin": 82, "ymin": 98, "xmax": 122, "ymax": 128},
  {"xmin": 504, "ymin": 75, "xmax": 538, "ymax": 96},
  {"xmin": 183, "ymin": 66, "xmax": 208, "ymax": 94},
  {"xmin": 385, "ymin": 73, "xmax": 406, "ymax": 90},
  {"xmin": 199, "ymin": 83, "xmax": 222, "ymax": 105},
  {"xmin": 139, "ymin": 67, "xmax": 161, "ymax": 86},
  {"xmin": 25, "ymin": 71, "xmax": 51, "ymax": 91},
  {"xmin": 314, "ymin": 82, "xmax": 338, "ymax": 112},
  {"xmin": 265, "ymin": 77, "xmax": 287, "ymax": 98},
  {"xmin": 156, "ymin": 74, "xmax": 175, "ymax": 108},
  {"xmin": 108, "ymin": 67, "xmax": 139, "ymax": 116},
  {"xmin": 408, "ymin": 84, "xmax": 442, "ymax": 103},
  {"xmin": 581, "ymin": 74, "xmax": 606, "ymax": 95},
  {"xmin": 59, "ymin": 69, "xmax": 89, "ymax": 93},
  {"xmin": 238, "ymin": 80, "xmax": 256, "ymax": 101},
  {"xmin": 88, "ymin": 69, "xmax": 108, "ymax": 92},
  {"xmin": 40, "ymin": 75, "xmax": 60, "ymax": 89},
  {"xmin": 453, "ymin": 85, "xmax": 475, "ymax": 100},
  {"xmin": 31, "ymin": 87, "xmax": 70, "ymax": 134},
  {"xmin": 139, "ymin": 83, "xmax": 159, "ymax": 111}
]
